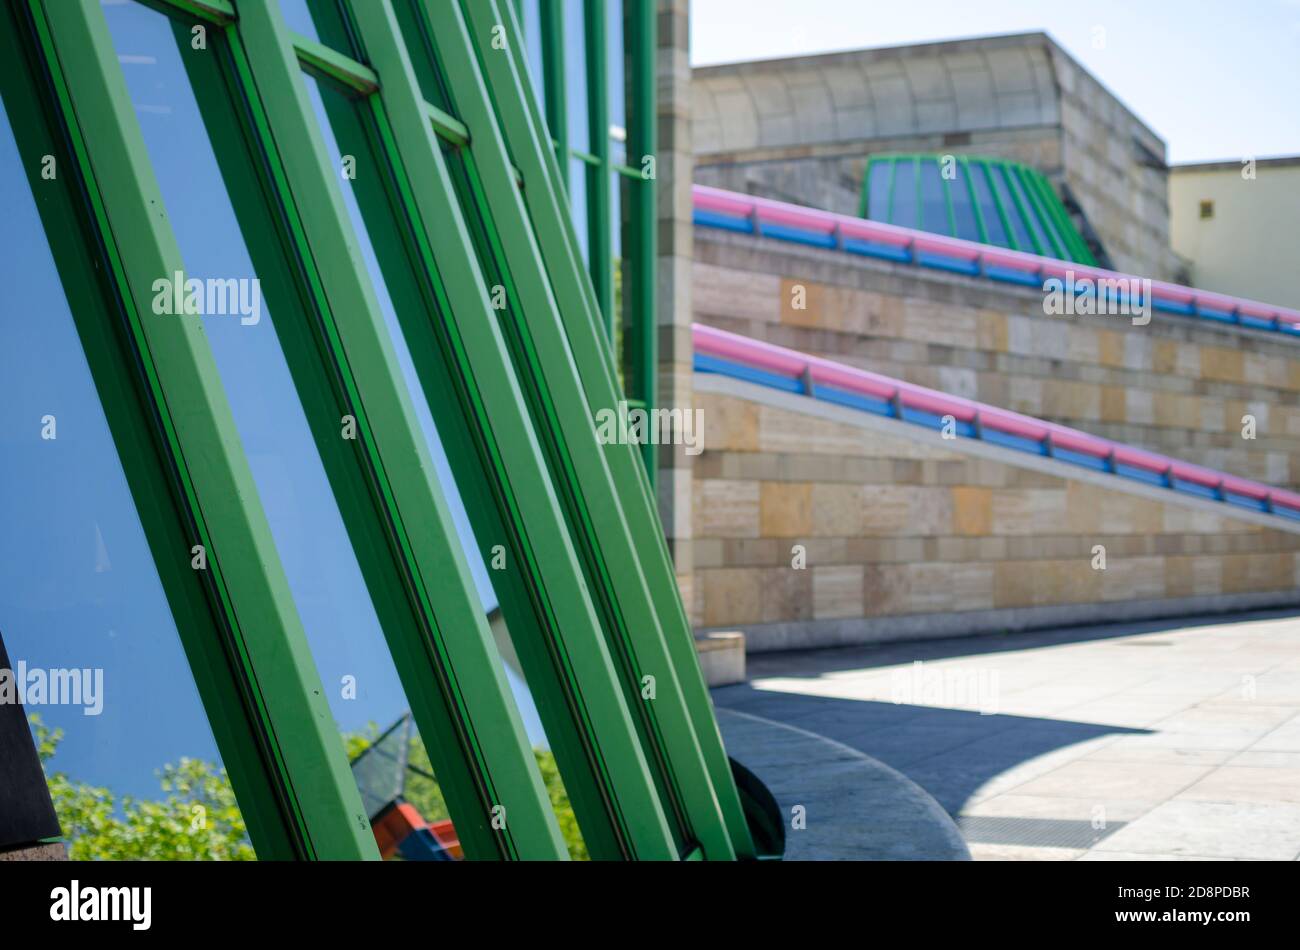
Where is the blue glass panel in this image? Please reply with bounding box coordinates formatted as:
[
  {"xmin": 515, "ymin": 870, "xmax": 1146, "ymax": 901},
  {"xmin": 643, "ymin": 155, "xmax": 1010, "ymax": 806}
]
[
  {"xmin": 569, "ymin": 155, "xmax": 590, "ymax": 263},
  {"xmin": 970, "ymin": 164, "xmax": 1009, "ymax": 247},
  {"xmin": 522, "ymin": 0, "xmax": 545, "ymax": 105},
  {"xmin": 989, "ymin": 165, "xmax": 1034, "ymax": 250},
  {"xmin": 103, "ymin": 2, "xmax": 409, "ymax": 767},
  {"xmin": 564, "ymin": 0, "xmax": 589, "ymax": 152},
  {"xmin": 0, "ymin": 85, "xmax": 248, "ymax": 858},
  {"xmin": 889, "ymin": 159, "xmax": 917, "ymax": 227},
  {"xmin": 918, "ymin": 158, "xmax": 949, "ymax": 234},
  {"xmin": 1003, "ymin": 166, "xmax": 1050, "ymax": 254},
  {"xmin": 949, "ymin": 162, "xmax": 982, "ymax": 242},
  {"xmin": 866, "ymin": 161, "xmax": 892, "ymax": 220}
]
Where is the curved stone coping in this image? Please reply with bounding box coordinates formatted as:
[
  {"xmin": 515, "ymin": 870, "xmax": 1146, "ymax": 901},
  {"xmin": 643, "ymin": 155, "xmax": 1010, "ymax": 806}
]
[{"xmin": 715, "ymin": 706, "xmax": 971, "ymax": 861}]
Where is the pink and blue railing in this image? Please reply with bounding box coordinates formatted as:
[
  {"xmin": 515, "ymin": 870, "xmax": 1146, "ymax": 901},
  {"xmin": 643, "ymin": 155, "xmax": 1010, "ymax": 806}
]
[
  {"xmin": 693, "ymin": 185, "xmax": 1300, "ymax": 335},
  {"xmin": 693, "ymin": 322, "xmax": 1300, "ymax": 521}
]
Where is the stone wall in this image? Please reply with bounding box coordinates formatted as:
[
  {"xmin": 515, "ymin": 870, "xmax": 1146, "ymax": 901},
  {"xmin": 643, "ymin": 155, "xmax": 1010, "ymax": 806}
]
[
  {"xmin": 691, "ymin": 385, "xmax": 1300, "ymax": 651},
  {"xmin": 694, "ymin": 230, "xmax": 1300, "ymax": 489}
]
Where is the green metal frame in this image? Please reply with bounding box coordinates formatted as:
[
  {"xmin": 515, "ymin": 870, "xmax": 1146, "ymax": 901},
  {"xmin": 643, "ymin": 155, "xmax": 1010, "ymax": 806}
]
[
  {"xmin": 6, "ymin": 0, "xmax": 758, "ymax": 862},
  {"xmin": 19, "ymin": 0, "xmax": 374, "ymax": 859},
  {"xmin": 520, "ymin": 0, "xmax": 656, "ymax": 483},
  {"xmin": 863, "ymin": 153, "xmax": 1098, "ymax": 266},
  {"xmin": 464, "ymin": 0, "xmax": 756, "ymax": 859}
]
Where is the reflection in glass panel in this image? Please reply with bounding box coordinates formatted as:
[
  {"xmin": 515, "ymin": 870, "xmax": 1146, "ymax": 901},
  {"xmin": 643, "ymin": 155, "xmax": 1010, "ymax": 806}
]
[
  {"xmin": 970, "ymin": 165, "xmax": 1009, "ymax": 247},
  {"xmin": 0, "ymin": 91, "xmax": 250, "ymax": 860},
  {"xmin": 918, "ymin": 158, "xmax": 948, "ymax": 233},
  {"xmin": 989, "ymin": 165, "xmax": 1034, "ymax": 250},
  {"xmin": 564, "ymin": 0, "xmax": 589, "ymax": 152},
  {"xmin": 889, "ymin": 159, "xmax": 916, "ymax": 227},
  {"xmin": 103, "ymin": 0, "xmax": 449, "ymax": 856},
  {"xmin": 949, "ymin": 162, "xmax": 982, "ymax": 242}
]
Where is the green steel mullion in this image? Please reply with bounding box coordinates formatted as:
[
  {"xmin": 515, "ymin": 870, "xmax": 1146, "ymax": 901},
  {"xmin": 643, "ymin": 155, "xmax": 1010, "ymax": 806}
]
[
  {"xmin": 348, "ymin": 0, "xmax": 675, "ymax": 860},
  {"xmin": 1038, "ymin": 172, "xmax": 1093, "ymax": 265},
  {"xmin": 961, "ymin": 157, "xmax": 990, "ymax": 244},
  {"xmin": 139, "ymin": 0, "xmax": 233, "ymax": 24},
  {"xmin": 1032, "ymin": 171, "xmax": 1076, "ymax": 261},
  {"xmin": 626, "ymin": 0, "xmax": 656, "ymax": 481},
  {"xmin": 980, "ymin": 159, "xmax": 1020, "ymax": 252},
  {"xmin": 1012, "ymin": 165, "xmax": 1064, "ymax": 259},
  {"xmin": 423, "ymin": 100, "xmax": 471, "ymax": 147},
  {"xmin": 941, "ymin": 158, "xmax": 957, "ymax": 237},
  {"xmin": 419, "ymin": 0, "xmax": 735, "ymax": 860},
  {"xmin": 881, "ymin": 158, "xmax": 896, "ymax": 221},
  {"xmin": 34, "ymin": 0, "xmax": 373, "ymax": 859},
  {"xmin": 0, "ymin": 0, "xmax": 300, "ymax": 859},
  {"xmin": 230, "ymin": 0, "xmax": 566, "ymax": 861},
  {"xmin": 291, "ymin": 32, "xmax": 378, "ymax": 94},
  {"xmin": 472, "ymin": 0, "xmax": 757, "ymax": 858},
  {"xmin": 998, "ymin": 163, "xmax": 1044, "ymax": 255},
  {"xmin": 541, "ymin": 0, "xmax": 566, "ymax": 177},
  {"xmin": 912, "ymin": 156, "xmax": 922, "ymax": 228},
  {"xmin": 585, "ymin": 0, "xmax": 614, "ymax": 339}
]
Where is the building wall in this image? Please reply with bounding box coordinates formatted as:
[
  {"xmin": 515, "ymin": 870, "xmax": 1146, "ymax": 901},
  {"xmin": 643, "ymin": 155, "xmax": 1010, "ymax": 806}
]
[
  {"xmin": 691, "ymin": 387, "xmax": 1300, "ymax": 650},
  {"xmin": 1170, "ymin": 158, "xmax": 1300, "ymax": 310},
  {"xmin": 692, "ymin": 32, "xmax": 1182, "ymax": 280},
  {"xmin": 695, "ymin": 229, "xmax": 1300, "ymax": 489}
]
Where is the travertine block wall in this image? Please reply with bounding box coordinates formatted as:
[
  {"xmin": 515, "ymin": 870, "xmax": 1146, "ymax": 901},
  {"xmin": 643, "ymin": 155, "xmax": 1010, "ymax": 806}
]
[
  {"xmin": 691, "ymin": 389, "xmax": 1300, "ymax": 647},
  {"xmin": 694, "ymin": 232, "xmax": 1300, "ymax": 489}
]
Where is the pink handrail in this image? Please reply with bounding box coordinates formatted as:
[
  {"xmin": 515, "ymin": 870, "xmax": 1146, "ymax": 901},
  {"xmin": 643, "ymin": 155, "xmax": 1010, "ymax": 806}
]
[
  {"xmin": 693, "ymin": 184, "xmax": 1300, "ymax": 328},
  {"xmin": 693, "ymin": 322, "xmax": 1299, "ymax": 513}
]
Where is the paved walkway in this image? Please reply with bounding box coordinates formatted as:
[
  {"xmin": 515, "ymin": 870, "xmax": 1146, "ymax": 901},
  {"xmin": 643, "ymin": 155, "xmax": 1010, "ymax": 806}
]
[{"xmin": 714, "ymin": 609, "xmax": 1300, "ymax": 860}]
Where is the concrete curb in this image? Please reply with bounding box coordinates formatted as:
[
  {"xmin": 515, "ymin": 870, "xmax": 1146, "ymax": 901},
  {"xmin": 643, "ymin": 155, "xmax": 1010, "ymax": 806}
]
[{"xmin": 716, "ymin": 706, "xmax": 971, "ymax": 861}]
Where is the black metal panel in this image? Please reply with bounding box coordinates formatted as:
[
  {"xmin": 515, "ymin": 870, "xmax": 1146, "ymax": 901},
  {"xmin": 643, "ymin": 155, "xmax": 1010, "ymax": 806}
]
[{"xmin": 0, "ymin": 630, "xmax": 62, "ymax": 851}]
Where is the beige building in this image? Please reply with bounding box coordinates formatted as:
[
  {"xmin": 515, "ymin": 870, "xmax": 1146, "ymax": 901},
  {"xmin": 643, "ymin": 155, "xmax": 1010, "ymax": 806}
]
[
  {"xmin": 1170, "ymin": 156, "xmax": 1300, "ymax": 310},
  {"xmin": 692, "ymin": 32, "xmax": 1186, "ymax": 281}
]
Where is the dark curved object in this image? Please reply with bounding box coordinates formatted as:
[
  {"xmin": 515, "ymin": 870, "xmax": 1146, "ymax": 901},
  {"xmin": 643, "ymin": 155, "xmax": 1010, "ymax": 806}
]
[{"xmin": 729, "ymin": 756, "xmax": 784, "ymax": 860}]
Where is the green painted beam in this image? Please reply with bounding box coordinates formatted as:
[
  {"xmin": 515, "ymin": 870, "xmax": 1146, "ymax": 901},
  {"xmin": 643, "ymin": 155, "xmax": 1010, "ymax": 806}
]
[
  {"xmin": 228, "ymin": 0, "xmax": 568, "ymax": 861},
  {"xmin": 346, "ymin": 0, "xmax": 676, "ymax": 861},
  {"xmin": 464, "ymin": 0, "xmax": 757, "ymax": 859},
  {"xmin": 32, "ymin": 0, "xmax": 374, "ymax": 859}
]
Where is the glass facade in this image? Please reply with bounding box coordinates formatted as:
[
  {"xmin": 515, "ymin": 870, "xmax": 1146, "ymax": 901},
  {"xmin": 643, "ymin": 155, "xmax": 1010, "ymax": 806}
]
[
  {"xmin": 862, "ymin": 154, "xmax": 1098, "ymax": 265},
  {"xmin": 0, "ymin": 0, "xmax": 753, "ymax": 864}
]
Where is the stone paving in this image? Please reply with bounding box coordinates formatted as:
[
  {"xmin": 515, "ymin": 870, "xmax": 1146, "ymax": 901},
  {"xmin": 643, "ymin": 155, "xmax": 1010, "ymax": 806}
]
[{"xmin": 714, "ymin": 609, "xmax": 1300, "ymax": 860}]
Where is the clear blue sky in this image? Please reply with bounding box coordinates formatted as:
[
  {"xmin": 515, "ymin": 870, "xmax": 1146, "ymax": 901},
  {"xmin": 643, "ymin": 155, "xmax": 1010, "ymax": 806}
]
[{"xmin": 691, "ymin": 0, "xmax": 1300, "ymax": 164}]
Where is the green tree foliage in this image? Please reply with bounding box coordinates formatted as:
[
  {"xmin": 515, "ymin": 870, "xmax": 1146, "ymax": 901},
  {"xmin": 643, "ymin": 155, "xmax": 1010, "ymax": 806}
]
[
  {"xmin": 33, "ymin": 713, "xmax": 586, "ymax": 861},
  {"xmin": 32, "ymin": 715, "xmax": 254, "ymax": 861}
]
